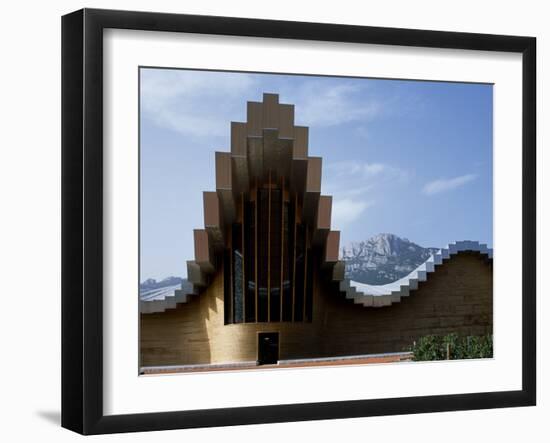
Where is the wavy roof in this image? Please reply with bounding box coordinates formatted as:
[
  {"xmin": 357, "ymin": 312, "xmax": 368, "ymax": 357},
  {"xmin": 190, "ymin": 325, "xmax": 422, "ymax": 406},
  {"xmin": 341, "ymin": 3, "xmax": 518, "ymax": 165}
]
[
  {"xmin": 340, "ymin": 240, "xmax": 492, "ymax": 308},
  {"xmin": 140, "ymin": 241, "xmax": 492, "ymax": 313}
]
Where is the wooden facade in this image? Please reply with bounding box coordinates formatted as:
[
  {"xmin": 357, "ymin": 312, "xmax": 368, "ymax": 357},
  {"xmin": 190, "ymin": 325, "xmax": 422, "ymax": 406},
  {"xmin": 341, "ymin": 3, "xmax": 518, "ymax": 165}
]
[{"xmin": 184, "ymin": 93, "xmax": 341, "ymax": 308}]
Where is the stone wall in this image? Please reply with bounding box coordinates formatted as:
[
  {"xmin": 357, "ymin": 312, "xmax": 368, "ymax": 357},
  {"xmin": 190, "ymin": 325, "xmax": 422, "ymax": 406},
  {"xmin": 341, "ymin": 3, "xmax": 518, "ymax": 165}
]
[{"xmin": 140, "ymin": 251, "xmax": 492, "ymax": 366}]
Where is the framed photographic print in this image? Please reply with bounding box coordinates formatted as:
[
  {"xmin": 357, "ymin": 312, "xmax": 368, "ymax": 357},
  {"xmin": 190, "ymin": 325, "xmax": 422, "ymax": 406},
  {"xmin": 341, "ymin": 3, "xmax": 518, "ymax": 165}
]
[{"xmin": 61, "ymin": 8, "xmax": 536, "ymax": 435}]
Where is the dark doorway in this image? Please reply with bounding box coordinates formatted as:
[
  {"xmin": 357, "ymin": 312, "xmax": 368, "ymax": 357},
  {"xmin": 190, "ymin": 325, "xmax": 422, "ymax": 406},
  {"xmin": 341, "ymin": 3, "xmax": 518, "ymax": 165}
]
[{"xmin": 258, "ymin": 332, "xmax": 279, "ymax": 365}]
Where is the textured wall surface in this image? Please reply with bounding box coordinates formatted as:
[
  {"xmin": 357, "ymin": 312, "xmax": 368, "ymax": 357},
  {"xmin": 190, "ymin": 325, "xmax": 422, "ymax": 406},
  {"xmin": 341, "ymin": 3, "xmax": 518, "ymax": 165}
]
[{"xmin": 140, "ymin": 251, "xmax": 492, "ymax": 366}]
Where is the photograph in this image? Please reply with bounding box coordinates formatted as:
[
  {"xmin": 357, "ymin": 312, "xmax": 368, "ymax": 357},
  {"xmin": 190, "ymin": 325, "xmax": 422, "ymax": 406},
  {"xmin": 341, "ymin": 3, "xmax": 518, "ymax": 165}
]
[{"xmin": 138, "ymin": 68, "xmax": 494, "ymax": 374}]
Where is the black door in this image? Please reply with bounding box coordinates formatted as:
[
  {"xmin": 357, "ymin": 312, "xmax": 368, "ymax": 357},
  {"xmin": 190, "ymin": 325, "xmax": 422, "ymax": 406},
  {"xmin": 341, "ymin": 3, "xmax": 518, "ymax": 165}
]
[{"xmin": 258, "ymin": 332, "xmax": 279, "ymax": 365}]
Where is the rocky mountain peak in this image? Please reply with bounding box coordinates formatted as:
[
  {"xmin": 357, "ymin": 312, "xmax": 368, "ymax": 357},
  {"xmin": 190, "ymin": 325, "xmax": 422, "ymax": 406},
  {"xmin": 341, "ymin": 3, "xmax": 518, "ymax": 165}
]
[{"xmin": 342, "ymin": 234, "xmax": 438, "ymax": 285}]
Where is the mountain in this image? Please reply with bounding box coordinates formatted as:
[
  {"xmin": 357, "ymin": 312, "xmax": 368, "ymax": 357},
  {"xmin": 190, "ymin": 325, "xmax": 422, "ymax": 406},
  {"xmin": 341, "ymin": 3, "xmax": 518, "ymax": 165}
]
[
  {"xmin": 140, "ymin": 276, "xmax": 184, "ymax": 291},
  {"xmin": 341, "ymin": 233, "xmax": 438, "ymax": 285},
  {"xmin": 139, "ymin": 276, "xmax": 195, "ymax": 301}
]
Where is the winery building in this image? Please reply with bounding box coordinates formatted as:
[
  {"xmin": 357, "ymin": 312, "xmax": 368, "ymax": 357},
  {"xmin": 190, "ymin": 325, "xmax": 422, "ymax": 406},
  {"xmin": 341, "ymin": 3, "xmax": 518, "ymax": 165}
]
[{"xmin": 140, "ymin": 93, "xmax": 493, "ymax": 370}]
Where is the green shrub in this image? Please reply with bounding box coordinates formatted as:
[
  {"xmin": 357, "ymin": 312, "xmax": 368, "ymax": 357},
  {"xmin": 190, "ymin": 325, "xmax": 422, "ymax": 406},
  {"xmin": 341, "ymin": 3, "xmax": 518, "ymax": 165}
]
[{"xmin": 409, "ymin": 334, "xmax": 493, "ymax": 361}]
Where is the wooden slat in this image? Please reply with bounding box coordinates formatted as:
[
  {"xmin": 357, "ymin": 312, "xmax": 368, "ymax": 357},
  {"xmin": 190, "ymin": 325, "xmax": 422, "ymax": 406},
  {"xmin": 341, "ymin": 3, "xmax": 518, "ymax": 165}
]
[
  {"xmin": 229, "ymin": 225, "xmax": 233, "ymax": 323},
  {"xmin": 280, "ymin": 177, "xmax": 285, "ymax": 321},
  {"xmin": 231, "ymin": 122, "xmax": 247, "ymax": 155},
  {"xmin": 293, "ymin": 126, "xmax": 308, "ymax": 159},
  {"xmin": 292, "ymin": 194, "xmax": 297, "ymax": 322},
  {"xmin": 203, "ymin": 191, "xmax": 221, "ymax": 227},
  {"xmin": 303, "ymin": 228, "xmax": 309, "ymax": 322},
  {"xmin": 231, "ymin": 155, "xmax": 249, "ymax": 194},
  {"xmin": 203, "ymin": 191, "xmax": 224, "ymax": 250},
  {"xmin": 279, "ymin": 104, "xmax": 294, "ymax": 139},
  {"xmin": 247, "ymin": 101, "xmax": 263, "ymax": 136},
  {"xmin": 303, "ymin": 157, "xmax": 322, "ymax": 224},
  {"xmin": 215, "ymin": 151, "xmax": 235, "ymax": 224},
  {"xmin": 247, "ymin": 136, "xmax": 263, "ymax": 181},
  {"xmin": 313, "ymin": 195, "xmax": 332, "ymax": 245},
  {"xmin": 316, "ymin": 195, "xmax": 332, "ymax": 230},
  {"xmin": 324, "ymin": 231, "xmax": 340, "ymax": 265},
  {"xmin": 290, "ymin": 158, "xmax": 308, "ymax": 195},
  {"xmin": 262, "ymin": 129, "xmax": 279, "ymax": 179},
  {"xmin": 215, "ymin": 151, "xmax": 232, "ymax": 190},
  {"xmin": 306, "ymin": 157, "xmax": 322, "ymax": 192},
  {"xmin": 254, "ymin": 180, "xmax": 258, "ymax": 323},
  {"xmin": 241, "ymin": 192, "xmax": 246, "ymax": 321},
  {"xmin": 194, "ymin": 229, "xmax": 214, "ymax": 273},
  {"xmin": 267, "ymin": 170, "xmax": 272, "ymax": 322},
  {"xmin": 262, "ymin": 93, "xmax": 279, "ymax": 129}
]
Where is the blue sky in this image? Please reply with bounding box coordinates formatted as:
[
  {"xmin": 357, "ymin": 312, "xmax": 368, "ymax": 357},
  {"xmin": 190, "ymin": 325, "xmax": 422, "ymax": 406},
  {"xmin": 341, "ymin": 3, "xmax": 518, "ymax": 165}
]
[{"xmin": 140, "ymin": 68, "xmax": 493, "ymax": 281}]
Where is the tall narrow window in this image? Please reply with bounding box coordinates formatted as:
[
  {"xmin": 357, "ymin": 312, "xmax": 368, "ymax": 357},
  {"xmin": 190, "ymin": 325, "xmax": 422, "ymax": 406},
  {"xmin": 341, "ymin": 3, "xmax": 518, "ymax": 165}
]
[
  {"xmin": 232, "ymin": 223, "xmax": 244, "ymax": 323},
  {"xmin": 282, "ymin": 199, "xmax": 293, "ymax": 321},
  {"xmin": 269, "ymin": 189, "xmax": 281, "ymax": 322},
  {"xmin": 294, "ymin": 223, "xmax": 306, "ymax": 321},
  {"xmin": 244, "ymin": 200, "xmax": 256, "ymax": 322},
  {"xmin": 305, "ymin": 244, "xmax": 314, "ymax": 322},
  {"xmin": 223, "ymin": 183, "xmax": 316, "ymax": 323},
  {"xmin": 257, "ymin": 189, "xmax": 269, "ymax": 322},
  {"xmin": 223, "ymin": 248, "xmax": 232, "ymax": 324}
]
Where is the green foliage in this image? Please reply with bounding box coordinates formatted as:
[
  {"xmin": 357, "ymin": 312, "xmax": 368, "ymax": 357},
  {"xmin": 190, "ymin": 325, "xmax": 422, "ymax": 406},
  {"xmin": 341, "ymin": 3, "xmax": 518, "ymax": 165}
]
[{"xmin": 409, "ymin": 334, "xmax": 493, "ymax": 361}]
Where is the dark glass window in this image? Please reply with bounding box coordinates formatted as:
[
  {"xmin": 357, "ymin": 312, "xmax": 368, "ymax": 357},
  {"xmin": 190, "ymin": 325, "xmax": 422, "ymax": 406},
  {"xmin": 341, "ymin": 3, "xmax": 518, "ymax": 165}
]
[
  {"xmin": 244, "ymin": 200, "xmax": 256, "ymax": 322},
  {"xmin": 294, "ymin": 223, "xmax": 306, "ymax": 321},
  {"xmin": 282, "ymin": 200, "xmax": 293, "ymax": 321},
  {"xmin": 269, "ymin": 189, "xmax": 281, "ymax": 322},
  {"xmin": 223, "ymin": 248, "xmax": 232, "ymax": 324},
  {"xmin": 305, "ymin": 246, "xmax": 314, "ymax": 322},
  {"xmin": 224, "ymin": 183, "xmax": 314, "ymax": 324},
  {"xmin": 232, "ymin": 223, "xmax": 244, "ymax": 323},
  {"xmin": 257, "ymin": 189, "xmax": 269, "ymax": 322}
]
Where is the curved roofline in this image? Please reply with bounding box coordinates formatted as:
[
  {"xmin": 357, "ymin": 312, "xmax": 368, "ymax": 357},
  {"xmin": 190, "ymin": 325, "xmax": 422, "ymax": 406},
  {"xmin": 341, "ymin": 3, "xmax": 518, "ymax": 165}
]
[
  {"xmin": 141, "ymin": 240, "xmax": 492, "ymax": 314},
  {"xmin": 339, "ymin": 240, "xmax": 493, "ymax": 308}
]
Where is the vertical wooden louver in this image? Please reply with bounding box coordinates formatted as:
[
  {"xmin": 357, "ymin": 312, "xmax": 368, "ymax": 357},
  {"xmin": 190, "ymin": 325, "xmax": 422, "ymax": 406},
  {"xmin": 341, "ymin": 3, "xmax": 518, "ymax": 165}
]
[
  {"xmin": 187, "ymin": 93, "xmax": 344, "ymax": 324},
  {"xmin": 226, "ymin": 176, "xmax": 314, "ymax": 324}
]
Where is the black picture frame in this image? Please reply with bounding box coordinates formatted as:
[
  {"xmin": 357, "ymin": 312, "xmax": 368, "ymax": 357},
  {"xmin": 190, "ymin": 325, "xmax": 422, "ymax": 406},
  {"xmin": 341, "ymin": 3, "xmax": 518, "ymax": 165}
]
[{"xmin": 61, "ymin": 8, "xmax": 536, "ymax": 435}]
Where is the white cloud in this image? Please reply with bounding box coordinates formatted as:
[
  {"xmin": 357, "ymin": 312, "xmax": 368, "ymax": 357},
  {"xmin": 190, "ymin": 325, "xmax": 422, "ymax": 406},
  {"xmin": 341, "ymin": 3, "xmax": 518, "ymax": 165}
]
[
  {"xmin": 326, "ymin": 160, "xmax": 409, "ymax": 182},
  {"xmin": 140, "ymin": 70, "xmax": 388, "ymax": 138},
  {"xmin": 332, "ymin": 199, "xmax": 373, "ymax": 229},
  {"xmin": 332, "ymin": 185, "xmax": 375, "ymax": 198},
  {"xmin": 140, "ymin": 69, "xmax": 256, "ymax": 137},
  {"xmin": 422, "ymin": 174, "xmax": 477, "ymax": 196},
  {"xmin": 288, "ymin": 82, "xmax": 380, "ymax": 127},
  {"xmin": 324, "ymin": 160, "xmax": 409, "ymax": 230}
]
